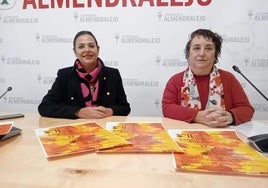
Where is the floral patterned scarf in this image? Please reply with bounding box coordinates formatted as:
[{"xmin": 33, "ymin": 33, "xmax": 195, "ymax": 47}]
[
  {"xmin": 181, "ymin": 66, "xmax": 225, "ymax": 110},
  {"xmin": 75, "ymin": 59, "xmax": 102, "ymax": 106}
]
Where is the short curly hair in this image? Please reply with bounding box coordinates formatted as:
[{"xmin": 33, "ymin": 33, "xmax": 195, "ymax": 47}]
[{"xmin": 184, "ymin": 29, "xmax": 223, "ymax": 64}]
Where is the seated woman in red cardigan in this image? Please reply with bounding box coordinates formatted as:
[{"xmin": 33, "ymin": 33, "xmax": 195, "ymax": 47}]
[{"xmin": 162, "ymin": 29, "xmax": 254, "ymax": 128}]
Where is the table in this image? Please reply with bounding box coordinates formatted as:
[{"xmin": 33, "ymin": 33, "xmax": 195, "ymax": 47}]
[{"xmin": 0, "ymin": 113, "xmax": 268, "ymax": 188}]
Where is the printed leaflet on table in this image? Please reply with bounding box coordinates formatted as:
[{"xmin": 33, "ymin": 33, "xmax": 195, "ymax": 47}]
[
  {"xmin": 35, "ymin": 122, "xmax": 129, "ymax": 158},
  {"xmin": 98, "ymin": 122, "xmax": 183, "ymax": 153},
  {"xmin": 0, "ymin": 121, "xmax": 13, "ymax": 136},
  {"xmin": 168, "ymin": 129, "xmax": 268, "ymax": 177}
]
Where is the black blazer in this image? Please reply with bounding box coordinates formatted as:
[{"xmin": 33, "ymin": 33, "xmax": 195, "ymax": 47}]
[{"xmin": 38, "ymin": 59, "xmax": 131, "ymax": 119}]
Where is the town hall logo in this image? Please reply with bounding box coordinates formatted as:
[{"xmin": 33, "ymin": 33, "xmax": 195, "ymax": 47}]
[{"xmin": 0, "ymin": 0, "xmax": 16, "ymax": 10}]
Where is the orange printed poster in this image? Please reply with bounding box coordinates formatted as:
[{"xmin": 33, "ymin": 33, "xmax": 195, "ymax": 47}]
[
  {"xmin": 98, "ymin": 122, "xmax": 183, "ymax": 153},
  {"xmin": 35, "ymin": 122, "xmax": 129, "ymax": 158},
  {"xmin": 0, "ymin": 121, "xmax": 13, "ymax": 135},
  {"xmin": 168, "ymin": 129, "xmax": 268, "ymax": 177}
]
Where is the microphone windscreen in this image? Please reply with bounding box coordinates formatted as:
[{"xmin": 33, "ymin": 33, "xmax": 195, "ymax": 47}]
[
  {"xmin": 7, "ymin": 87, "xmax": 12, "ymax": 91},
  {"xmin": 232, "ymin": 65, "xmax": 241, "ymax": 73}
]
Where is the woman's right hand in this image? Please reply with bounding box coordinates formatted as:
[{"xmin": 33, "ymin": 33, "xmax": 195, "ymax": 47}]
[{"xmin": 75, "ymin": 106, "xmax": 112, "ymax": 119}]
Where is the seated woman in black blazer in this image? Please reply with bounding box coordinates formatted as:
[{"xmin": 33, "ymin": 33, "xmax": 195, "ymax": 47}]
[{"xmin": 38, "ymin": 31, "xmax": 131, "ymax": 119}]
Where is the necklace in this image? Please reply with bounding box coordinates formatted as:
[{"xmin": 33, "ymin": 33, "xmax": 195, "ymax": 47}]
[{"xmin": 89, "ymin": 85, "xmax": 95, "ymax": 94}]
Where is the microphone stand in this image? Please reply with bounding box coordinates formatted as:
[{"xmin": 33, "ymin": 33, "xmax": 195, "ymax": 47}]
[
  {"xmin": 0, "ymin": 86, "xmax": 25, "ymax": 121},
  {"xmin": 233, "ymin": 66, "xmax": 268, "ymax": 101},
  {"xmin": 0, "ymin": 91, "xmax": 9, "ymax": 99},
  {"xmin": 0, "ymin": 87, "xmax": 12, "ymax": 99}
]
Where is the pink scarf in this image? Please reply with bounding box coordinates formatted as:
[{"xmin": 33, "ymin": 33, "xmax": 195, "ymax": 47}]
[
  {"xmin": 181, "ymin": 66, "xmax": 225, "ymax": 110},
  {"xmin": 75, "ymin": 59, "xmax": 102, "ymax": 106}
]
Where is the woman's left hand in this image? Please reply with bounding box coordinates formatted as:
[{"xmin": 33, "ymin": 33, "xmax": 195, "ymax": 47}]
[{"xmin": 205, "ymin": 107, "xmax": 234, "ymax": 128}]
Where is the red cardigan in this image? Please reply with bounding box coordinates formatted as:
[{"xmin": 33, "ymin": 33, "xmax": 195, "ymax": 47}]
[{"xmin": 162, "ymin": 69, "xmax": 255, "ymax": 125}]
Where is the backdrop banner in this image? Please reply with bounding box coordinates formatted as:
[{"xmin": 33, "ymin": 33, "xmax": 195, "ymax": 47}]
[{"xmin": 0, "ymin": 0, "xmax": 267, "ymax": 119}]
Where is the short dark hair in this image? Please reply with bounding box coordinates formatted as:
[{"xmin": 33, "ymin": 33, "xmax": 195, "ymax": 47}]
[
  {"xmin": 73, "ymin": 31, "xmax": 99, "ymax": 48},
  {"xmin": 184, "ymin": 29, "xmax": 223, "ymax": 64}
]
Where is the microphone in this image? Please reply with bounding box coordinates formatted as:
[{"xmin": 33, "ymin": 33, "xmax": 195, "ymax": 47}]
[
  {"xmin": 232, "ymin": 65, "xmax": 241, "ymax": 73},
  {"xmin": 0, "ymin": 86, "xmax": 12, "ymax": 99},
  {"xmin": 232, "ymin": 65, "xmax": 268, "ymax": 101}
]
